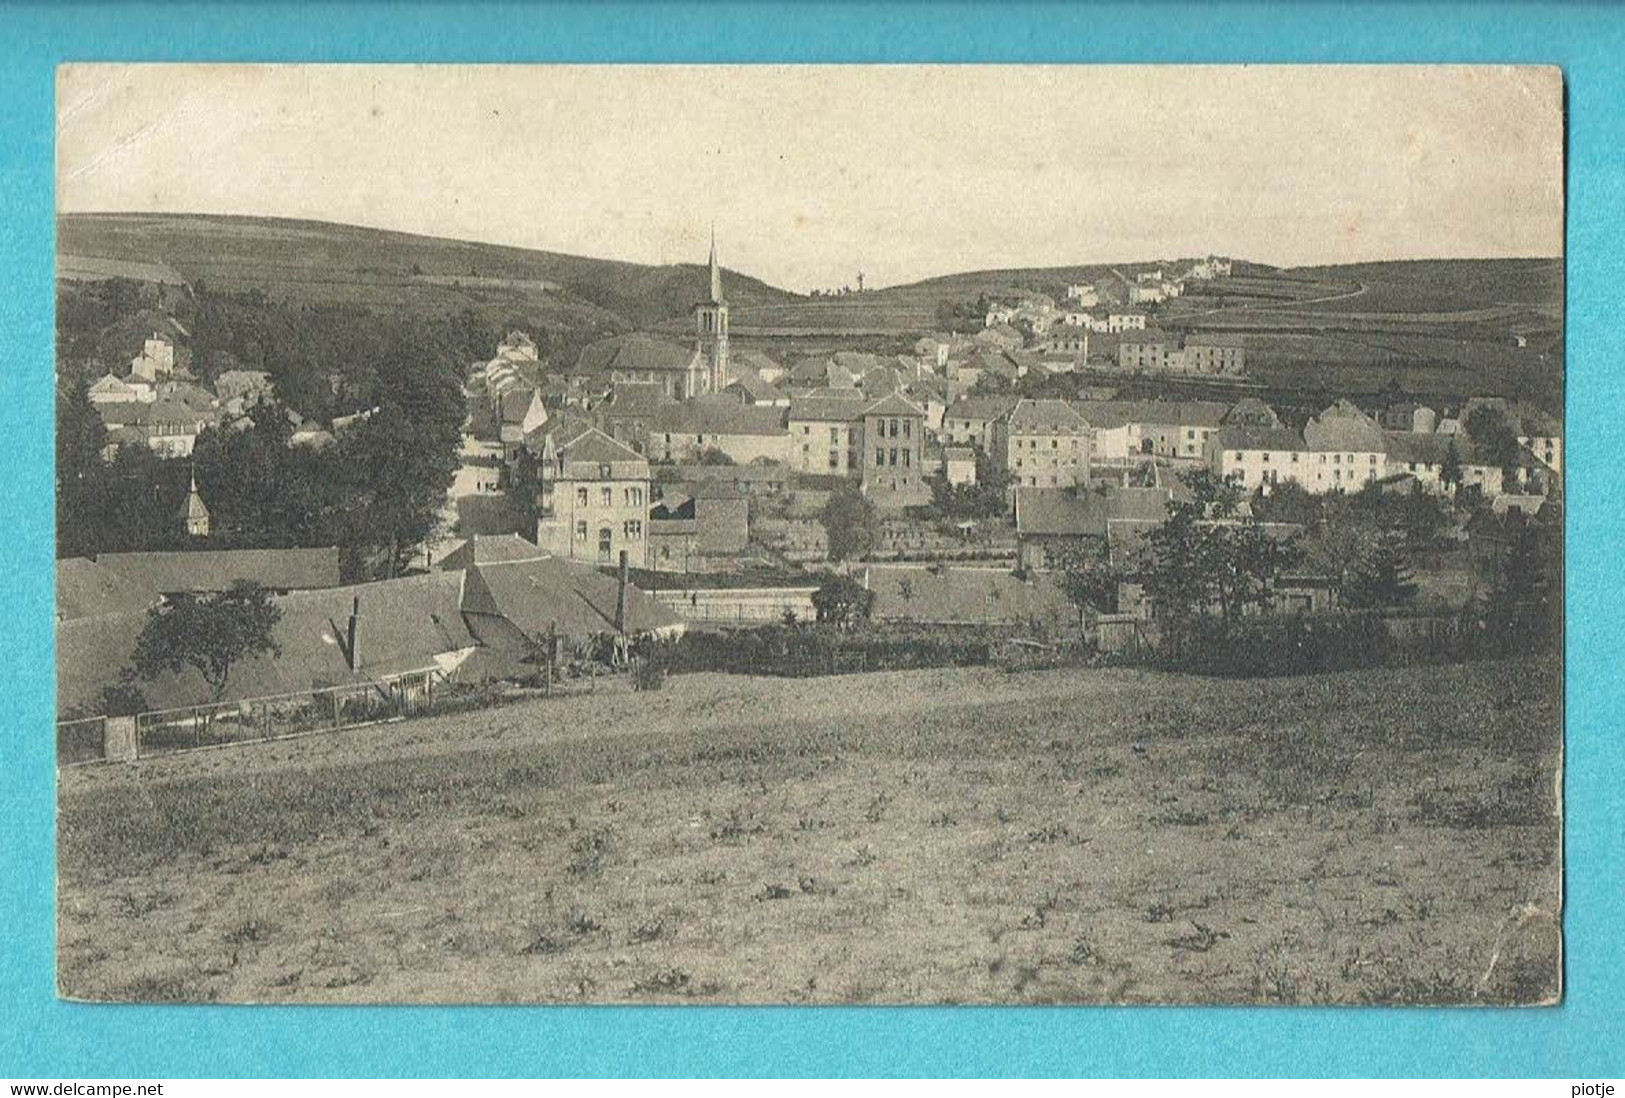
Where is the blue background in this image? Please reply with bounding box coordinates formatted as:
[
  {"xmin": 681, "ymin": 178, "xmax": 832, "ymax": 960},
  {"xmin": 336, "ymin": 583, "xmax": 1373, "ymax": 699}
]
[{"xmin": 3, "ymin": 0, "xmax": 1621, "ymax": 1078}]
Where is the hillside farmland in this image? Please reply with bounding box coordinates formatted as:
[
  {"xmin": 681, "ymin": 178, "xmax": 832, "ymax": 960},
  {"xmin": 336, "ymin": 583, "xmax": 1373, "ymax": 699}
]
[{"xmin": 59, "ymin": 658, "xmax": 1560, "ymax": 1005}]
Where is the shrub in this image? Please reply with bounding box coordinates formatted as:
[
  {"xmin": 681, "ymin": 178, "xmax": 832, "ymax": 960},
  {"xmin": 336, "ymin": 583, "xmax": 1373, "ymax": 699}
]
[{"xmin": 1159, "ymin": 612, "xmax": 1391, "ymax": 677}]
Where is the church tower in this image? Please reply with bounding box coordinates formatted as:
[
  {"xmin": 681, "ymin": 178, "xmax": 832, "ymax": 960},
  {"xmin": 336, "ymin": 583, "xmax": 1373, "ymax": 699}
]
[
  {"xmin": 182, "ymin": 469, "xmax": 210, "ymax": 538},
  {"xmin": 694, "ymin": 228, "xmax": 729, "ymax": 394}
]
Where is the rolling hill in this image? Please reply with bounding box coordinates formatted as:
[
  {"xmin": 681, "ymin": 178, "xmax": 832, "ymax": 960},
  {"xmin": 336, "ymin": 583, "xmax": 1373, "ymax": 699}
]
[{"xmin": 57, "ymin": 212, "xmax": 803, "ymax": 331}]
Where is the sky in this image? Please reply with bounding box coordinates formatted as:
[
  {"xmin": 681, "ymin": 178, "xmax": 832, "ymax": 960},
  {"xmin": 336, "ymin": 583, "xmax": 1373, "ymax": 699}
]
[{"xmin": 57, "ymin": 64, "xmax": 1564, "ymax": 292}]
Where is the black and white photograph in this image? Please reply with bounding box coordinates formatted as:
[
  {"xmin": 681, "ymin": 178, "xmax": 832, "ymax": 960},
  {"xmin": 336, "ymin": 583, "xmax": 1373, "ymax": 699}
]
[{"xmin": 53, "ymin": 64, "xmax": 1564, "ymax": 1006}]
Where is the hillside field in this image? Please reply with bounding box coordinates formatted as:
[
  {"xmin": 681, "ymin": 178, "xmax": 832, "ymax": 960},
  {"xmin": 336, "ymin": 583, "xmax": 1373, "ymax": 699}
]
[{"xmin": 58, "ymin": 658, "xmax": 1561, "ymax": 1005}]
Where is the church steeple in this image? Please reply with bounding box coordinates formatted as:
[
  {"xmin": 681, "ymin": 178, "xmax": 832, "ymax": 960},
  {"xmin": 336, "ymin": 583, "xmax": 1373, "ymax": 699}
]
[
  {"xmin": 708, "ymin": 225, "xmax": 723, "ymax": 304},
  {"xmin": 182, "ymin": 467, "xmax": 210, "ymax": 538},
  {"xmin": 695, "ymin": 226, "xmax": 729, "ymax": 394}
]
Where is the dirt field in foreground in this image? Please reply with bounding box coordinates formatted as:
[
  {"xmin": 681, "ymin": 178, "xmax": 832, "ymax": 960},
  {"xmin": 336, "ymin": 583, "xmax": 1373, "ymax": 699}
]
[{"xmin": 57, "ymin": 658, "xmax": 1561, "ymax": 1005}]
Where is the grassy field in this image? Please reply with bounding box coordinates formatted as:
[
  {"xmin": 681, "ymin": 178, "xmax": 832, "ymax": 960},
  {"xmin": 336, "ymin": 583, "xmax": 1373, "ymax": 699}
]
[{"xmin": 58, "ymin": 657, "xmax": 1561, "ymax": 1006}]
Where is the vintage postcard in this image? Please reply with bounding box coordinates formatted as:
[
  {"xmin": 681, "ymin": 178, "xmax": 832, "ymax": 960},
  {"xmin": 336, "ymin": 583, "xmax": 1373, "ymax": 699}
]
[{"xmin": 54, "ymin": 64, "xmax": 1562, "ymax": 1005}]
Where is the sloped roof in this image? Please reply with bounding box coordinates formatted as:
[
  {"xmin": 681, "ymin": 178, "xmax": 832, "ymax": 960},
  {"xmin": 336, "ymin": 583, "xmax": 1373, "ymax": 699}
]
[
  {"xmin": 1014, "ymin": 486, "xmax": 1172, "ymax": 537},
  {"xmin": 438, "ymin": 533, "xmax": 550, "ymax": 572},
  {"xmin": 1119, "ymin": 328, "xmax": 1176, "ymax": 345},
  {"xmin": 1075, "ymin": 399, "xmax": 1232, "ymax": 430},
  {"xmin": 56, "ymin": 558, "xmax": 162, "ymax": 622},
  {"xmin": 96, "ymin": 547, "xmax": 343, "ymax": 594},
  {"xmin": 859, "ymin": 392, "xmax": 925, "ymax": 419},
  {"xmin": 649, "ymin": 396, "xmax": 788, "ymax": 437},
  {"xmin": 725, "ymin": 370, "xmax": 787, "ymax": 403},
  {"xmin": 57, "ymin": 571, "xmax": 475, "ymax": 716},
  {"xmin": 1005, "ymin": 398, "xmax": 1089, "ymax": 433},
  {"xmin": 460, "ymin": 555, "xmax": 680, "ymax": 640},
  {"xmin": 861, "ymin": 565, "xmax": 1072, "ymax": 627},
  {"xmin": 608, "ymin": 382, "xmax": 673, "ymax": 415},
  {"xmin": 1304, "ymin": 401, "xmax": 1387, "ymax": 453},
  {"xmin": 558, "ymin": 426, "xmax": 646, "ymax": 465},
  {"xmin": 945, "ymin": 395, "xmax": 1020, "ymax": 423},
  {"xmin": 576, "ymin": 333, "xmax": 699, "ymax": 375},
  {"xmin": 1212, "ymin": 425, "xmax": 1307, "ymax": 452},
  {"xmin": 788, "ymin": 393, "xmax": 867, "ymax": 424}
]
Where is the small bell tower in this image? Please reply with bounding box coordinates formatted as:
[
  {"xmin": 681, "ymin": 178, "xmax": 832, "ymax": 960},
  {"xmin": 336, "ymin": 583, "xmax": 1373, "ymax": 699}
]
[{"xmin": 182, "ymin": 467, "xmax": 210, "ymax": 538}]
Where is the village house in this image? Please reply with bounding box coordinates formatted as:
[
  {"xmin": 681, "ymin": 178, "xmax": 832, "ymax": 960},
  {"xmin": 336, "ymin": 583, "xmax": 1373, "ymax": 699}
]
[
  {"xmin": 631, "ymin": 570, "xmax": 822, "ymax": 626},
  {"xmin": 647, "ymin": 485, "xmax": 751, "ymax": 572},
  {"xmin": 1064, "ymin": 283, "xmax": 1099, "ymax": 306},
  {"xmin": 1205, "ymin": 399, "xmax": 1392, "ymax": 494},
  {"xmin": 442, "ymin": 534, "xmax": 682, "ymax": 679},
  {"xmin": 940, "ymin": 395, "xmax": 1020, "ymax": 448},
  {"xmin": 644, "ymin": 396, "xmax": 789, "ymax": 465},
  {"xmin": 598, "ymin": 382, "xmax": 673, "ymax": 453},
  {"xmin": 786, "ymin": 390, "xmax": 866, "ymax": 476},
  {"xmin": 1012, "ymin": 482, "xmax": 1174, "ymax": 571},
  {"xmin": 214, "ymin": 369, "xmax": 274, "ymax": 406},
  {"xmin": 534, "ymin": 427, "xmax": 652, "ymax": 568},
  {"xmin": 57, "ymin": 570, "xmax": 480, "ymax": 719},
  {"xmin": 87, "ymin": 372, "xmax": 155, "ymax": 405},
  {"xmin": 1040, "ymin": 327, "xmax": 1090, "ymax": 361},
  {"xmin": 973, "ymin": 323, "xmax": 1025, "ymax": 353},
  {"xmin": 992, "ymin": 398, "xmax": 1092, "ymax": 490},
  {"xmin": 128, "ymin": 332, "xmax": 176, "ymax": 382},
  {"xmin": 722, "ymin": 368, "xmax": 790, "ymax": 407},
  {"xmin": 1117, "ymin": 330, "xmax": 1181, "ymax": 372},
  {"xmin": 942, "ymin": 446, "xmax": 977, "ymax": 486},
  {"xmin": 1181, "ymin": 336, "xmax": 1247, "ymax": 375},
  {"xmin": 859, "ymin": 392, "xmax": 930, "ymax": 506},
  {"xmin": 1078, "ymin": 399, "xmax": 1237, "ymax": 464},
  {"xmin": 95, "ymin": 397, "xmax": 217, "ymax": 458}
]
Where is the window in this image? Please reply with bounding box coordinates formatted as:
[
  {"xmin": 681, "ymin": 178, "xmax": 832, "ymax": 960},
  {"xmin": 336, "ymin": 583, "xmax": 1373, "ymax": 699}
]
[
  {"xmin": 1263, "ymin": 452, "xmax": 1271, "ymax": 463},
  {"xmin": 1291, "ymin": 453, "xmax": 1299, "ymax": 463},
  {"xmin": 576, "ymin": 487, "xmax": 588, "ymax": 507},
  {"xmin": 902, "ymin": 449, "xmax": 910, "ymax": 468},
  {"xmin": 1051, "ymin": 439, "xmax": 1058, "ymax": 449},
  {"xmin": 802, "ymin": 425, "xmax": 810, "ymax": 435},
  {"xmin": 1369, "ymin": 454, "xmax": 1377, "ymax": 465},
  {"xmin": 625, "ymin": 487, "xmax": 644, "ymax": 506},
  {"xmin": 599, "ymin": 463, "xmax": 612, "ymax": 479},
  {"xmin": 1333, "ymin": 454, "xmax": 1341, "ymax": 464},
  {"xmin": 889, "ymin": 448, "xmax": 898, "ymax": 467},
  {"xmin": 903, "ymin": 419, "xmax": 911, "ymax": 438},
  {"xmin": 830, "ymin": 427, "xmax": 839, "ymax": 443},
  {"xmin": 829, "ymin": 452, "xmax": 839, "ymax": 469},
  {"xmin": 624, "ymin": 519, "xmax": 643, "ymax": 539},
  {"xmin": 876, "ymin": 448, "xmax": 885, "ymax": 466},
  {"xmin": 1187, "ymin": 430, "xmax": 1196, "ymax": 440},
  {"xmin": 574, "ymin": 520, "xmax": 588, "ymax": 541},
  {"xmin": 601, "ymin": 487, "xmax": 613, "ymax": 506}
]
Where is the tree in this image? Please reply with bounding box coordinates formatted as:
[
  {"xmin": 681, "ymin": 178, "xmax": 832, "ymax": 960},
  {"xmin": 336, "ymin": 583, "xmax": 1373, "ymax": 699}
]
[
  {"xmin": 1464, "ymin": 404, "xmax": 1524, "ymax": 485},
  {"xmin": 505, "ymin": 447, "xmax": 543, "ymax": 535},
  {"xmin": 1051, "ymin": 542, "xmax": 1121, "ymax": 641},
  {"xmin": 821, "ymin": 483, "xmax": 879, "ymax": 562},
  {"xmin": 131, "ymin": 581, "xmax": 283, "ymax": 702},
  {"xmin": 1437, "ymin": 438, "xmax": 1464, "ymax": 495},
  {"xmin": 695, "ymin": 446, "xmax": 736, "ymax": 466},
  {"xmin": 56, "ymin": 378, "xmax": 108, "ymax": 559},
  {"xmin": 1137, "ymin": 469, "xmax": 1302, "ymax": 623},
  {"xmin": 1341, "ymin": 529, "xmax": 1419, "ymax": 610},
  {"xmin": 811, "ymin": 574, "xmax": 874, "ymax": 627}
]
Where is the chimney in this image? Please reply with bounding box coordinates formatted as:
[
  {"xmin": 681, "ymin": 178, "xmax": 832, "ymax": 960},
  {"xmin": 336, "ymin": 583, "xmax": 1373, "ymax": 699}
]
[
  {"xmin": 347, "ymin": 595, "xmax": 362, "ymax": 671},
  {"xmin": 615, "ymin": 550, "xmax": 630, "ymax": 635}
]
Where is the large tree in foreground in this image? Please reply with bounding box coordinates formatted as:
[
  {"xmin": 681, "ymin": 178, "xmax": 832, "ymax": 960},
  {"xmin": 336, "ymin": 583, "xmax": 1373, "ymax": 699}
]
[{"xmin": 131, "ymin": 581, "xmax": 283, "ymax": 703}]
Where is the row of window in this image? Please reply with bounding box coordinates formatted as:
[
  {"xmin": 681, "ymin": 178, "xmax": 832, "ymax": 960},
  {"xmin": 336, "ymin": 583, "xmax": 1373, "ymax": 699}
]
[
  {"xmin": 574, "ymin": 485, "xmax": 645, "ymax": 508},
  {"xmin": 574, "ymin": 519, "xmax": 644, "ymax": 540},
  {"xmin": 1011, "ymin": 437, "xmax": 1083, "ymax": 449},
  {"xmin": 876, "ymin": 417, "xmax": 912, "ymax": 439},
  {"xmin": 874, "ymin": 448, "xmax": 912, "ymax": 468},
  {"xmin": 1230, "ymin": 451, "xmax": 1380, "ymax": 465}
]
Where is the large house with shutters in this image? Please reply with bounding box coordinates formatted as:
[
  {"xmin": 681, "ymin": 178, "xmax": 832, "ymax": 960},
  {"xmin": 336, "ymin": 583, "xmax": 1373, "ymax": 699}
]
[
  {"xmin": 858, "ymin": 392, "xmax": 929, "ymax": 506},
  {"xmin": 534, "ymin": 427, "xmax": 652, "ymax": 568}
]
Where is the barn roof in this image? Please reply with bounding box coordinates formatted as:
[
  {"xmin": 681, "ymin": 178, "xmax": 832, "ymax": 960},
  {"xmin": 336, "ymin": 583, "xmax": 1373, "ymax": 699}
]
[
  {"xmin": 55, "ymin": 558, "xmax": 162, "ymax": 623},
  {"xmin": 95, "ymin": 547, "xmax": 342, "ymax": 594}
]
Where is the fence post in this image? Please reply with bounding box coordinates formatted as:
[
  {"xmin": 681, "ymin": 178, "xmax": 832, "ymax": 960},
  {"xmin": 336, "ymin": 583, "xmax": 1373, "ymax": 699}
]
[{"xmin": 104, "ymin": 716, "xmax": 138, "ymax": 763}]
